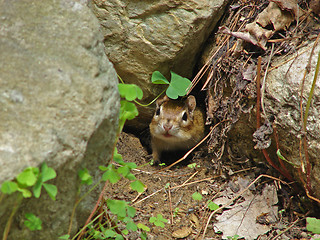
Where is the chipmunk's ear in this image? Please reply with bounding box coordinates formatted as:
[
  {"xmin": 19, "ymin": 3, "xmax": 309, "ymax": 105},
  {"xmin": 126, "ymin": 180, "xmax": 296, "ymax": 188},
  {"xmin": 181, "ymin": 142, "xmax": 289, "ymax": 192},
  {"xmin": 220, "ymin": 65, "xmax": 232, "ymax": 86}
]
[
  {"xmin": 185, "ymin": 95, "xmax": 196, "ymax": 113},
  {"xmin": 156, "ymin": 95, "xmax": 169, "ymax": 108}
]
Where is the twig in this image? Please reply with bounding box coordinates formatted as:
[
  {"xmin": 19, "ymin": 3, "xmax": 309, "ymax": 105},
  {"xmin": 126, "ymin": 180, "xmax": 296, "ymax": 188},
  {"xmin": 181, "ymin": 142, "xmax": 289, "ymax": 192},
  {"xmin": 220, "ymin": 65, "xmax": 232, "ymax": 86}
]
[
  {"xmin": 168, "ymin": 185, "xmax": 174, "ymax": 225},
  {"xmin": 132, "ymin": 188, "xmax": 163, "ymax": 205},
  {"xmin": 270, "ymin": 215, "xmax": 306, "ymax": 240},
  {"xmin": 132, "ymin": 177, "xmax": 215, "ymax": 206}
]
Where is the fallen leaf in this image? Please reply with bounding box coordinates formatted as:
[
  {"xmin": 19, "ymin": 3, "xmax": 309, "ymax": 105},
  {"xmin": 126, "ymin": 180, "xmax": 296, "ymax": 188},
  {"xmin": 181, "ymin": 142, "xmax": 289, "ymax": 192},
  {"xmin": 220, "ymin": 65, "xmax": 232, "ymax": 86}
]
[
  {"xmin": 214, "ymin": 182, "xmax": 278, "ymax": 240},
  {"xmin": 172, "ymin": 226, "xmax": 193, "ymax": 238},
  {"xmin": 270, "ymin": 0, "xmax": 300, "ymax": 17},
  {"xmin": 256, "ymin": 2, "xmax": 294, "ymax": 31}
]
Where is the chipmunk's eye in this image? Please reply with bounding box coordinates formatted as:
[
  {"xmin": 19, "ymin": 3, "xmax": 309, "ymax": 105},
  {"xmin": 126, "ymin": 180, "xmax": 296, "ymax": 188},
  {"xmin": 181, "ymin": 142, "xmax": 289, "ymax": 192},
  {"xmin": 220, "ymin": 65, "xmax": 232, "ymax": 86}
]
[
  {"xmin": 155, "ymin": 108, "xmax": 160, "ymax": 116},
  {"xmin": 182, "ymin": 112, "xmax": 188, "ymax": 121}
]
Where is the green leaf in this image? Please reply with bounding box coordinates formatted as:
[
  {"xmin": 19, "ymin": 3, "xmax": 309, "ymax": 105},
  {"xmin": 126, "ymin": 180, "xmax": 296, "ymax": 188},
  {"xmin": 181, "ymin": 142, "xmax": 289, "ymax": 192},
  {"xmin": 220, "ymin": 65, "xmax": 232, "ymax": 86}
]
[
  {"xmin": 120, "ymin": 100, "xmax": 139, "ymax": 121},
  {"xmin": 103, "ymin": 229, "xmax": 117, "ymax": 238},
  {"xmin": 192, "ymin": 192, "xmax": 203, "ymax": 201},
  {"xmin": 24, "ymin": 213, "xmax": 42, "ymax": 231},
  {"xmin": 137, "ymin": 223, "xmax": 150, "ymax": 232},
  {"xmin": 307, "ymin": 217, "xmax": 320, "ymax": 234},
  {"xmin": 1, "ymin": 181, "xmax": 18, "ymax": 194},
  {"xmin": 78, "ymin": 168, "xmax": 93, "ymax": 185},
  {"xmin": 17, "ymin": 167, "xmax": 38, "ymax": 187},
  {"xmin": 113, "ymin": 148, "xmax": 124, "ymax": 164},
  {"xmin": 187, "ymin": 163, "xmax": 197, "ymax": 169},
  {"xmin": 107, "ymin": 199, "xmax": 127, "ymax": 218},
  {"xmin": 151, "ymin": 71, "xmax": 170, "ymax": 84},
  {"xmin": 130, "ymin": 180, "xmax": 145, "ymax": 193},
  {"xmin": 58, "ymin": 234, "xmax": 70, "ymax": 240},
  {"xmin": 126, "ymin": 205, "xmax": 136, "ymax": 218},
  {"xmin": 41, "ymin": 163, "xmax": 56, "ymax": 182},
  {"xmin": 166, "ymin": 72, "xmax": 191, "ymax": 99},
  {"xmin": 140, "ymin": 232, "xmax": 148, "ymax": 240},
  {"xmin": 125, "ymin": 173, "xmax": 136, "ymax": 181},
  {"xmin": 126, "ymin": 221, "xmax": 137, "ymax": 231},
  {"xmin": 102, "ymin": 165, "xmax": 121, "ymax": 183},
  {"xmin": 118, "ymin": 84, "xmax": 143, "ymax": 101},
  {"xmin": 43, "ymin": 183, "xmax": 57, "ymax": 200},
  {"xmin": 33, "ymin": 179, "xmax": 42, "ymax": 198},
  {"xmin": 124, "ymin": 162, "xmax": 137, "ymax": 169},
  {"xmin": 117, "ymin": 165, "xmax": 130, "ymax": 177},
  {"xmin": 115, "ymin": 234, "xmax": 124, "ymax": 240},
  {"xmin": 207, "ymin": 201, "xmax": 219, "ymax": 211},
  {"xmin": 122, "ymin": 229, "xmax": 129, "ymax": 235},
  {"xmin": 17, "ymin": 188, "xmax": 32, "ymax": 198},
  {"xmin": 149, "ymin": 214, "xmax": 167, "ymax": 228},
  {"xmin": 99, "ymin": 165, "xmax": 108, "ymax": 171}
]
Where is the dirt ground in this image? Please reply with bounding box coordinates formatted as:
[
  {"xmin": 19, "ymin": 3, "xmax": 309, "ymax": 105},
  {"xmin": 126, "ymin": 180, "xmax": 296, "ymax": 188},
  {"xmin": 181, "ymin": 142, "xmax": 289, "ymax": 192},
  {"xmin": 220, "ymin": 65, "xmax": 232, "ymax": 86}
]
[{"xmin": 102, "ymin": 132, "xmax": 313, "ymax": 240}]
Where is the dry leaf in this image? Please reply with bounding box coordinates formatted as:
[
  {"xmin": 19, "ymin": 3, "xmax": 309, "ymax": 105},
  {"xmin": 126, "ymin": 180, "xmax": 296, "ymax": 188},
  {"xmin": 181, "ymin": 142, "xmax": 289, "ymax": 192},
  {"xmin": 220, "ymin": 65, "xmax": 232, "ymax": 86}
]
[
  {"xmin": 172, "ymin": 226, "xmax": 193, "ymax": 238},
  {"xmin": 218, "ymin": 26, "xmax": 266, "ymax": 50},
  {"xmin": 189, "ymin": 213, "xmax": 200, "ymax": 229},
  {"xmin": 256, "ymin": 2, "xmax": 294, "ymax": 31},
  {"xmin": 214, "ymin": 183, "xmax": 278, "ymax": 240},
  {"xmin": 271, "ymin": 0, "xmax": 300, "ymax": 17}
]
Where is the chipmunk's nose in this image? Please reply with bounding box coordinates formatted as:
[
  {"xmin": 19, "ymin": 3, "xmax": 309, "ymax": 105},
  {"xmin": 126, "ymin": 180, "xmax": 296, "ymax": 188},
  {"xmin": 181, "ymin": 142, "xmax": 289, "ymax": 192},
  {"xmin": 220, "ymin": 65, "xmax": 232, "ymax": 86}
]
[{"xmin": 163, "ymin": 122, "xmax": 172, "ymax": 131}]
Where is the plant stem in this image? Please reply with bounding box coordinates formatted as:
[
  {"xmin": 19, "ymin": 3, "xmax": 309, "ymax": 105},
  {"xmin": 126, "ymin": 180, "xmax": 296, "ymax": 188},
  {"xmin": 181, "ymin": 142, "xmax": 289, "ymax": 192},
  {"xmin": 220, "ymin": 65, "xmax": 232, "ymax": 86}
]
[{"xmin": 2, "ymin": 194, "xmax": 23, "ymax": 240}]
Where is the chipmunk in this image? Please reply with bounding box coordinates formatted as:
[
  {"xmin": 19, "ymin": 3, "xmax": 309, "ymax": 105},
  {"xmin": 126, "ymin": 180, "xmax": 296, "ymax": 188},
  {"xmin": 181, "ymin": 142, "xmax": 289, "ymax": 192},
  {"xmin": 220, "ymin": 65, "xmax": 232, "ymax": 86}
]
[{"xmin": 149, "ymin": 95, "xmax": 205, "ymax": 162}]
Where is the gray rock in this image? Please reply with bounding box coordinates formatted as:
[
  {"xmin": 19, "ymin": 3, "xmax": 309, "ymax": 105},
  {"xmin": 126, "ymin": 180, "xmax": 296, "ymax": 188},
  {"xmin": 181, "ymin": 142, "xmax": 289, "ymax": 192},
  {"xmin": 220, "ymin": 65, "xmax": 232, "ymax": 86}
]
[
  {"xmin": 0, "ymin": 0, "xmax": 119, "ymax": 239},
  {"xmin": 265, "ymin": 42, "xmax": 320, "ymax": 198},
  {"xmin": 89, "ymin": 0, "xmax": 229, "ymax": 130}
]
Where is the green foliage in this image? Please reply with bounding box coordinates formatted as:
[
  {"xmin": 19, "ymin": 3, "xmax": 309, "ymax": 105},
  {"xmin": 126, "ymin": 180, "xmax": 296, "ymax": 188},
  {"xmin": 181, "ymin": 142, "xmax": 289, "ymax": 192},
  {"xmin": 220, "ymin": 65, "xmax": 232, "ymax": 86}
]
[
  {"xmin": 149, "ymin": 214, "xmax": 168, "ymax": 228},
  {"xmin": 100, "ymin": 148, "xmax": 145, "ymax": 193},
  {"xmin": 137, "ymin": 223, "xmax": 150, "ymax": 232},
  {"xmin": 187, "ymin": 163, "xmax": 199, "ymax": 169},
  {"xmin": 207, "ymin": 200, "xmax": 219, "ymax": 211},
  {"xmin": 1, "ymin": 181, "xmax": 19, "ymax": 195},
  {"xmin": 24, "ymin": 213, "xmax": 42, "ymax": 231},
  {"xmin": 276, "ymin": 149, "xmax": 297, "ymax": 167},
  {"xmin": 118, "ymin": 83, "xmax": 142, "ymax": 129},
  {"xmin": 58, "ymin": 234, "xmax": 70, "ymax": 240},
  {"xmin": 33, "ymin": 163, "xmax": 57, "ymax": 200},
  {"xmin": 1, "ymin": 163, "xmax": 57, "ymax": 200},
  {"xmin": 130, "ymin": 180, "xmax": 145, "ymax": 193},
  {"xmin": 192, "ymin": 192, "xmax": 203, "ymax": 201},
  {"xmin": 0, "ymin": 163, "xmax": 57, "ymax": 238},
  {"xmin": 307, "ymin": 217, "xmax": 320, "ymax": 234},
  {"xmin": 17, "ymin": 167, "xmax": 38, "ymax": 187},
  {"xmin": 78, "ymin": 168, "xmax": 93, "ymax": 185},
  {"xmin": 151, "ymin": 71, "xmax": 191, "ymax": 99},
  {"xmin": 227, "ymin": 234, "xmax": 240, "ymax": 240},
  {"xmin": 173, "ymin": 207, "xmax": 180, "ymax": 217},
  {"xmin": 107, "ymin": 199, "xmax": 136, "ymax": 218},
  {"xmin": 118, "ymin": 84, "xmax": 143, "ymax": 101}
]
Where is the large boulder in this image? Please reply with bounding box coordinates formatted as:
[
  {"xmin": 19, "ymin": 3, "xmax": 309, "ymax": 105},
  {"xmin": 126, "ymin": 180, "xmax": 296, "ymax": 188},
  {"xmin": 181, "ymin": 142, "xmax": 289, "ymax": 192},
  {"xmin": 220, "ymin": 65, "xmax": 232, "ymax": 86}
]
[
  {"xmin": 0, "ymin": 0, "xmax": 119, "ymax": 239},
  {"xmin": 89, "ymin": 0, "xmax": 229, "ymax": 130},
  {"xmin": 264, "ymin": 42, "xmax": 320, "ymax": 198}
]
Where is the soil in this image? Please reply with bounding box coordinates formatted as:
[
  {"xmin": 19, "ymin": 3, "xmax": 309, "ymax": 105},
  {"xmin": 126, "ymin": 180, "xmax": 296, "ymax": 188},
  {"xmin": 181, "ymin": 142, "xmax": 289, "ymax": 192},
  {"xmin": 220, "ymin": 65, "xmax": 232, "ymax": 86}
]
[{"xmin": 102, "ymin": 132, "xmax": 311, "ymax": 240}]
